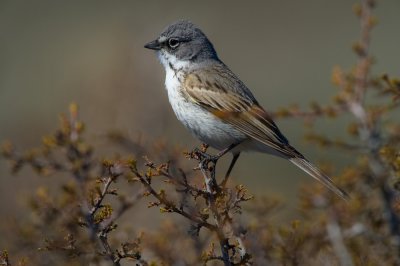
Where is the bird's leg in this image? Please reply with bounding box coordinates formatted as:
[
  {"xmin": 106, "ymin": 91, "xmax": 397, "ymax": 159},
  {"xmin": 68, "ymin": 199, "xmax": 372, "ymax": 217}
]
[
  {"xmin": 192, "ymin": 142, "xmax": 242, "ymax": 190},
  {"xmin": 198, "ymin": 142, "xmax": 242, "ymax": 190},
  {"xmin": 199, "ymin": 141, "xmax": 242, "ymax": 171},
  {"xmin": 220, "ymin": 152, "xmax": 240, "ymax": 187},
  {"xmin": 192, "ymin": 142, "xmax": 241, "ymax": 164},
  {"xmin": 211, "ymin": 141, "xmax": 242, "ymax": 163}
]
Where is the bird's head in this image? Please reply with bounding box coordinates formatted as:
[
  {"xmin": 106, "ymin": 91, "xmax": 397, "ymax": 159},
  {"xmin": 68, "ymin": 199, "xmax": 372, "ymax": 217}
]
[{"xmin": 144, "ymin": 20, "xmax": 218, "ymax": 68}]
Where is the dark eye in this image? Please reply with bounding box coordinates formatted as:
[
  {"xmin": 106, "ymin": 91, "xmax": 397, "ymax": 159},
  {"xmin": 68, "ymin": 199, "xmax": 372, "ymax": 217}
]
[{"xmin": 168, "ymin": 38, "xmax": 180, "ymax": 49}]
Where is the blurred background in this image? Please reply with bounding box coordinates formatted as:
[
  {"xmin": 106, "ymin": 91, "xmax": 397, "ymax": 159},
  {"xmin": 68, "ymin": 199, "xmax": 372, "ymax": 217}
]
[{"xmin": 0, "ymin": 0, "xmax": 399, "ymax": 228}]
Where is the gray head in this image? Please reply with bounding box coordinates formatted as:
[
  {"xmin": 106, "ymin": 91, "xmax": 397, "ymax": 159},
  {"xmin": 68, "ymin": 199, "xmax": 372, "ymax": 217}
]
[{"xmin": 144, "ymin": 20, "xmax": 218, "ymax": 65}]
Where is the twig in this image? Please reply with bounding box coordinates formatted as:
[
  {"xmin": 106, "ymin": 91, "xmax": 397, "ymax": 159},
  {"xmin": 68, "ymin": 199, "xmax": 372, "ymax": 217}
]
[
  {"xmin": 199, "ymin": 159, "xmax": 232, "ymax": 266},
  {"xmin": 198, "ymin": 156, "xmax": 251, "ymax": 266},
  {"xmin": 98, "ymin": 231, "xmax": 120, "ymax": 266},
  {"xmin": 0, "ymin": 251, "xmax": 11, "ymax": 266},
  {"xmin": 326, "ymin": 210, "xmax": 354, "ymax": 266},
  {"xmin": 90, "ymin": 176, "xmax": 115, "ymax": 216},
  {"xmin": 102, "ymin": 190, "xmax": 144, "ymax": 230},
  {"xmin": 131, "ymin": 165, "xmax": 217, "ymax": 231}
]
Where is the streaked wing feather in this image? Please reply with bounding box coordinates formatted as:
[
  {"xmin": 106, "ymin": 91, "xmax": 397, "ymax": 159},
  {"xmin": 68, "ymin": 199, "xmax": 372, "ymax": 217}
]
[
  {"xmin": 183, "ymin": 70, "xmax": 295, "ymax": 157},
  {"xmin": 182, "ymin": 68, "xmax": 348, "ymax": 200}
]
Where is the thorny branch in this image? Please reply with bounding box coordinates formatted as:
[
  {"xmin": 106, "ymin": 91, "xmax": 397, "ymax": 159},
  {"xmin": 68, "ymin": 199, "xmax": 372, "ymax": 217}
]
[
  {"xmin": 2, "ymin": 102, "xmax": 253, "ymax": 265},
  {"xmin": 188, "ymin": 147, "xmax": 252, "ymax": 265},
  {"xmin": 130, "ymin": 161, "xmax": 217, "ymax": 231},
  {"xmin": 130, "ymin": 147, "xmax": 253, "ymax": 266},
  {"xmin": 1, "ymin": 104, "xmax": 150, "ymax": 266}
]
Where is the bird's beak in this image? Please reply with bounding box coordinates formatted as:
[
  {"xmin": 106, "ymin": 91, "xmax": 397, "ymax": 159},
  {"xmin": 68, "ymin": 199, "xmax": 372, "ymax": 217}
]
[{"xmin": 144, "ymin": 39, "xmax": 161, "ymax": 50}]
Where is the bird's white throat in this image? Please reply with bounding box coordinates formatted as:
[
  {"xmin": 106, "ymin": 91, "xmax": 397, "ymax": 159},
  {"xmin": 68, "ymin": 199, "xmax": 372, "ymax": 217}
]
[
  {"xmin": 157, "ymin": 51, "xmax": 190, "ymax": 72},
  {"xmin": 157, "ymin": 51, "xmax": 191, "ymax": 93}
]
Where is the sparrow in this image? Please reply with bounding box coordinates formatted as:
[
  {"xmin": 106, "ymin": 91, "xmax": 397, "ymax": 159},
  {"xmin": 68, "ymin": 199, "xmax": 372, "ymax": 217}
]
[{"xmin": 144, "ymin": 20, "xmax": 348, "ymax": 200}]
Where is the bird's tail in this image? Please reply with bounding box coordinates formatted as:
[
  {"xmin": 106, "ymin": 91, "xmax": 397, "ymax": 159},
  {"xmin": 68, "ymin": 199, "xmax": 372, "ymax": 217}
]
[{"xmin": 289, "ymin": 157, "xmax": 349, "ymax": 201}]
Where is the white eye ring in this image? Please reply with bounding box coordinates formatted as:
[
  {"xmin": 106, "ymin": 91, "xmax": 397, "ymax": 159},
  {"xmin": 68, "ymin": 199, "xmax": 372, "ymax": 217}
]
[{"xmin": 168, "ymin": 38, "xmax": 180, "ymax": 49}]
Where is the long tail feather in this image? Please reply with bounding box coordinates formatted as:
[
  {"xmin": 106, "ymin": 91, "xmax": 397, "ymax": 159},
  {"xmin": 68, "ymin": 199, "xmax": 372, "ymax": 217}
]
[{"xmin": 290, "ymin": 157, "xmax": 349, "ymax": 201}]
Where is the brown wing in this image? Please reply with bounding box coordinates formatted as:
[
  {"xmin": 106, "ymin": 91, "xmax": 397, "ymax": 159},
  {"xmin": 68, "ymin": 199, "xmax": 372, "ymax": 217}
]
[
  {"xmin": 183, "ymin": 68, "xmax": 349, "ymax": 200},
  {"xmin": 183, "ymin": 69, "xmax": 300, "ymax": 158}
]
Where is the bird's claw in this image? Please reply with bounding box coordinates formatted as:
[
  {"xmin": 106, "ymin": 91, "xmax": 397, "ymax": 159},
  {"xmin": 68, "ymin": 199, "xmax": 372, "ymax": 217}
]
[{"xmin": 190, "ymin": 147, "xmax": 219, "ymax": 164}]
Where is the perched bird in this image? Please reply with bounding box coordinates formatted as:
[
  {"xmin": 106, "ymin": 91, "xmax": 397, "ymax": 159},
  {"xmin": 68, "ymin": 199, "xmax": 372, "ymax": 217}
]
[{"xmin": 144, "ymin": 20, "xmax": 349, "ymax": 200}]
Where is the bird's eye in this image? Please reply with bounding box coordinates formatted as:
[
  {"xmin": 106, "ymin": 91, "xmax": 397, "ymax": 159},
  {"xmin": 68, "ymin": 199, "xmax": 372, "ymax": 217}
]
[{"xmin": 168, "ymin": 38, "xmax": 180, "ymax": 49}]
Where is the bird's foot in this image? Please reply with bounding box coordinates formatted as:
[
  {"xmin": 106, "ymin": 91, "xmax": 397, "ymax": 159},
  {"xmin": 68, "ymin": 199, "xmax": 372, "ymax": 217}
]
[
  {"xmin": 187, "ymin": 144, "xmax": 219, "ymax": 164},
  {"xmin": 193, "ymin": 148, "xmax": 220, "ymax": 166},
  {"xmin": 200, "ymin": 154, "xmax": 220, "ymax": 168},
  {"xmin": 186, "ymin": 145, "xmax": 224, "ymax": 193},
  {"xmin": 188, "ymin": 146, "xmax": 220, "ymax": 172}
]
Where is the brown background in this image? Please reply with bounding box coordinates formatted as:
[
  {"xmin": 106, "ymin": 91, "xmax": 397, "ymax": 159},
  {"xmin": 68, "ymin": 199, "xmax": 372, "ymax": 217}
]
[{"xmin": 0, "ymin": 0, "xmax": 399, "ymax": 234}]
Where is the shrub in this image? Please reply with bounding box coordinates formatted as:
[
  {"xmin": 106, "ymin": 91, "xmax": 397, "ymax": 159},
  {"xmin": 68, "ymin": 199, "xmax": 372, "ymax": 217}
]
[{"xmin": 2, "ymin": 0, "xmax": 400, "ymax": 265}]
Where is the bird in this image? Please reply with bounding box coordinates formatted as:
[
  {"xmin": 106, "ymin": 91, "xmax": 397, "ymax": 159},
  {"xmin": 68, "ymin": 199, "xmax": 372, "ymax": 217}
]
[{"xmin": 144, "ymin": 20, "xmax": 349, "ymax": 200}]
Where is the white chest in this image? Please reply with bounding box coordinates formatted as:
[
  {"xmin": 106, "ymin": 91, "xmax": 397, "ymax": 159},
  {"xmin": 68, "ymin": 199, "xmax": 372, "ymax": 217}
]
[
  {"xmin": 163, "ymin": 65, "xmax": 246, "ymax": 150},
  {"xmin": 164, "ymin": 66, "xmax": 200, "ymax": 128},
  {"xmin": 157, "ymin": 51, "xmax": 246, "ymax": 149}
]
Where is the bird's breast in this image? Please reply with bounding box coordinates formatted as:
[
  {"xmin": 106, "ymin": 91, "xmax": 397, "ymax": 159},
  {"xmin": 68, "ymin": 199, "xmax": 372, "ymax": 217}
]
[{"xmin": 164, "ymin": 67, "xmax": 247, "ymax": 150}]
